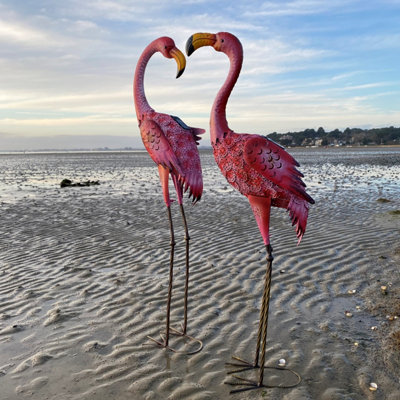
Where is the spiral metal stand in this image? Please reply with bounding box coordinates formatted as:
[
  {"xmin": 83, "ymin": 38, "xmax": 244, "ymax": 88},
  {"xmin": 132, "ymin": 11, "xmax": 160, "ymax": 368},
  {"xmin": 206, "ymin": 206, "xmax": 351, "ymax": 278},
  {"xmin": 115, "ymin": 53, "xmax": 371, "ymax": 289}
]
[{"xmin": 225, "ymin": 244, "xmax": 301, "ymax": 393}]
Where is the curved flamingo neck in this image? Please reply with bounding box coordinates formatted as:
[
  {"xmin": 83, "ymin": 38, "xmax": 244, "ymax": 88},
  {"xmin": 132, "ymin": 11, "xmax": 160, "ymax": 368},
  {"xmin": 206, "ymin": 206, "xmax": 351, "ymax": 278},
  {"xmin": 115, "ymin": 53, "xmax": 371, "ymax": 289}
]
[
  {"xmin": 134, "ymin": 42, "xmax": 157, "ymax": 119},
  {"xmin": 210, "ymin": 41, "xmax": 243, "ymax": 145}
]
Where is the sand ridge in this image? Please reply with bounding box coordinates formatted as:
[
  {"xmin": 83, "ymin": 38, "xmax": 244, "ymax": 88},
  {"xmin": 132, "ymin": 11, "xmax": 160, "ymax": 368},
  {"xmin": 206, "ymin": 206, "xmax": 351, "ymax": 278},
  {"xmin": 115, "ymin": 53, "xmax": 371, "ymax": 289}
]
[{"xmin": 0, "ymin": 148, "xmax": 399, "ymax": 399}]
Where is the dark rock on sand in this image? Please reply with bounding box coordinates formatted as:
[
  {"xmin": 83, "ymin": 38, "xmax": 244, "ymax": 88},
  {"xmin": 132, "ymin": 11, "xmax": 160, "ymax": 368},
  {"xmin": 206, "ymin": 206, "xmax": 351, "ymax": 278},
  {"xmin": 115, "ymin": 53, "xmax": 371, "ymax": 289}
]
[{"xmin": 60, "ymin": 179, "xmax": 100, "ymax": 188}]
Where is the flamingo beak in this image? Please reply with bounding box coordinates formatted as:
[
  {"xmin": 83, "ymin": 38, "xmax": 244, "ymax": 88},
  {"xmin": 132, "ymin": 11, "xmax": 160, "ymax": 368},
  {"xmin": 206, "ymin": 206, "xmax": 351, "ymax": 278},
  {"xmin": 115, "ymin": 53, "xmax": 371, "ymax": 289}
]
[
  {"xmin": 169, "ymin": 47, "xmax": 186, "ymax": 78},
  {"xmin": 186, "ymin": 33, "xmax": 217, "ymax": 56}
]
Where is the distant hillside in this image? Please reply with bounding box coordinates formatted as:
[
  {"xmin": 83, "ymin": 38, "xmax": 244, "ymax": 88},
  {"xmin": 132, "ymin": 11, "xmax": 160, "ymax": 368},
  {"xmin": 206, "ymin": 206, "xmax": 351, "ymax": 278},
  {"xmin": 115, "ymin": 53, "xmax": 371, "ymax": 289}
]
[{"xmin": 268, "ymin": 126, "xmax": 400, "ymax": 147}]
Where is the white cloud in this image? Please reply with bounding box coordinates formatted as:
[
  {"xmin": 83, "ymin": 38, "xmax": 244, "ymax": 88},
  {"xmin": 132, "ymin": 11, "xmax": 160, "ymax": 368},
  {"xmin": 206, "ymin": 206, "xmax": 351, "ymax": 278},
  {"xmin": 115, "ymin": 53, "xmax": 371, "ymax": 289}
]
[
  {"xmin": 1, "ymin": 115, "xmax": 134, "ymax": 127},
  {"xmin": 243, "ymin": 0, "xmax": 355, "ymax": 17},
  {"xmin": 0, "ymin": 18, "xmax": 49, "ymax": 45},
  {"xmin": 0, "ymin": 0, "xmax": 399, "ymax": 150}
]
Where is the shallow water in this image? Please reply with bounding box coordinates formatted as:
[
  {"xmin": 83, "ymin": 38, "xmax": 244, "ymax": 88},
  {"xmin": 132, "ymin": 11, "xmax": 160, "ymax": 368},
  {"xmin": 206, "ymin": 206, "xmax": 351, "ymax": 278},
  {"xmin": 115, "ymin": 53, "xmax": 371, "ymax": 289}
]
[{"xmin": 0, "ymin": 147, "xmax": 399, "ymax": 205}]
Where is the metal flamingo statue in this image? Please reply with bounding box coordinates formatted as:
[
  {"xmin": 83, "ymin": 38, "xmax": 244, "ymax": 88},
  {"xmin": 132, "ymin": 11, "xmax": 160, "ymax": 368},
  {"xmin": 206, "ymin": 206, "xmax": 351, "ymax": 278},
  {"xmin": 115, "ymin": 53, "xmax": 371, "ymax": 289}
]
[
  {"xmin": 134, "ymin": 36, "xmax": 204, "ymax": 354},
  {"xmin": 186, "ymin": 32, "xmax": 315, "ymax": 391}
]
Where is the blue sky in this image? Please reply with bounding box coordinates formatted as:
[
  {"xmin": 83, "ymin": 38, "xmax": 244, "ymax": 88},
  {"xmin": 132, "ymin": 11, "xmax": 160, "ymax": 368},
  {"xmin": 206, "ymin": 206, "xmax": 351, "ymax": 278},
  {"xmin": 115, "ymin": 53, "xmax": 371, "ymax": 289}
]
[{"xmin": 0, "ymin": 0, "xmax": 399, "ymax": 150}]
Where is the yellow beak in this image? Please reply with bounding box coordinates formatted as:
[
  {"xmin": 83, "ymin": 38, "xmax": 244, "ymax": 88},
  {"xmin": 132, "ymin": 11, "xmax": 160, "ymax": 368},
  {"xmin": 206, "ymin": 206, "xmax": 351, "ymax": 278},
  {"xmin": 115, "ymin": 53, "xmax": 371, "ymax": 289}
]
[
  {"xmin": 169, "ymin": 47, "xmax": 186, "ymax": 78},
  {"xmin": 186, "ymin": 33, "xmax": 217, "ymax": 56}
]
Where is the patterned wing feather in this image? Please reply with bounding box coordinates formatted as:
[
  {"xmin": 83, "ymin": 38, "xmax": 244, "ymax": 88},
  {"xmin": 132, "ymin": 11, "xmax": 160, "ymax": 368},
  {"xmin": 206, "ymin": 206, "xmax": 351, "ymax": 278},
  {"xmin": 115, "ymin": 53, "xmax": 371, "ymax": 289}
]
[
  {"xmin": 170, "ymin": 117, "xmax": 204, "ymax": 202},
  {"xmin": 140, "ymin": 118, "xmax": 184, "ymax": 177},
  {"xmin": 171, "ymin": 115, "xmax": 205, "ymax": 145},
  {"xmin": 244, "ymin": 135, "xmax": 314, "ymax": 204}
]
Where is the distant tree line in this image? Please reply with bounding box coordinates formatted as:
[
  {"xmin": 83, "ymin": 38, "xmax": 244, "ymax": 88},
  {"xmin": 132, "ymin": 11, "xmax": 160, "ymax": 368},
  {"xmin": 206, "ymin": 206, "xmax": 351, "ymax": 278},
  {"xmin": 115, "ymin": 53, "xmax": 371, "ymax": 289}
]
[{"xmin": 267, "ymin": 126, "xmax": 400, "ymax": 147}]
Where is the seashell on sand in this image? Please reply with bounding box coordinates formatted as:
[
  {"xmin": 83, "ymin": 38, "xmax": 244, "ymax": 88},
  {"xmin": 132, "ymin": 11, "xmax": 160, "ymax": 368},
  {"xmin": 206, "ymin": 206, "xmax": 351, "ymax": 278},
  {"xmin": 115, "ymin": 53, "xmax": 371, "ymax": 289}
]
[
  {"xmin": 369, "ymin": 382, "xmax": 378, "ymax": 391},
  {"xmin": 278, "ymin": 358, "xmax": 286, "ymax": 367}
]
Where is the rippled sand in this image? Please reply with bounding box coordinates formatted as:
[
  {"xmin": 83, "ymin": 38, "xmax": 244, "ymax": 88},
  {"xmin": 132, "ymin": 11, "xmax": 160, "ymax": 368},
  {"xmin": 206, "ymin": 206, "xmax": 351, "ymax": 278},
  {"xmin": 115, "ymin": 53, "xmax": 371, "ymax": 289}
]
[{"xmin": 0, "ymin": 148, "xmax": 399, "ymax": 399}]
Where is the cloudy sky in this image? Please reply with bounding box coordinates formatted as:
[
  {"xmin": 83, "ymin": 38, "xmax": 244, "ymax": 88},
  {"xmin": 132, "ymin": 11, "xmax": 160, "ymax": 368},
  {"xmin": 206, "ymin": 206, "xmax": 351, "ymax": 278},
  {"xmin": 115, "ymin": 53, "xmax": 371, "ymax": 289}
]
[{"xmin": 1, "ymin": 0, "xmax": 399, "ymax": 150}]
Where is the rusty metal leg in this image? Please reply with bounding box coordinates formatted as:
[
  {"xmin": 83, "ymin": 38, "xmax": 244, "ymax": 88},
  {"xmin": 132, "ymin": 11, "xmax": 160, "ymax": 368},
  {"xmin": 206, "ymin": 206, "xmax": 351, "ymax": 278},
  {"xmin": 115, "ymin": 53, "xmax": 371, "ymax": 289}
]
[
  {"xmin": 225, "ymin": 246, "xmax": 272, "ymax": 374},
  {"xmin": 147, "ymin": 206, "xmax": 175, "ymax": 349},
  {"xmin": 147, "ymin": 205, "xmax": 202, "ymax": 355},
  {"xmin": 180, "ymin": 204, "xmax": 190, "ymax": 335},
  {"xmin": 225, "ymin": 244, "xmax": 301, "ymax": 393},
  {"xmin": 165, "ymin": 205, "xmax": 175, "ymax": 347},
  {"xmin": 254, "ymin": 244, "xmax": 272, "ymax": 367},
  {"xmin": 225, "ymin": 298, "xmax": 266, "ymax": 372},
  {"xmin": 167, "ymin": 204, "xmax": 203, "ymax": 354},
  {"xmin": 258, "ymin": 244, "xmax": 273, "ymax": 386}
]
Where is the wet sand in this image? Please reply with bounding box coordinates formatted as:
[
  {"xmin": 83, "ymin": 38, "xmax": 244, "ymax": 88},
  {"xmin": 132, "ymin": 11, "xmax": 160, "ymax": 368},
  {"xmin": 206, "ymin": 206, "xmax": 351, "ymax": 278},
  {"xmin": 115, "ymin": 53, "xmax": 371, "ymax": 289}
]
[{"xmin": 0, "ymin": 148, "xmax": 399, "ymax": 399}]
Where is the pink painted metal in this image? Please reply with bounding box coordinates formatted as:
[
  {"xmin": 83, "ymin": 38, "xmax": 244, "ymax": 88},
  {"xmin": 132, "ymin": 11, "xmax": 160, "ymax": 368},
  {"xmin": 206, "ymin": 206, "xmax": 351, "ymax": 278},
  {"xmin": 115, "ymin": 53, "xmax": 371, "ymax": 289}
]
[
  {"xmin": 133, "ymin": 37, "xmax": 204, "ymax": 354},
  {"xmin": 186, "ymin": 30, "xmax": 313, "ymax": 392},
  {"xmin": 134, "ymin": 36, "xmax": 204, "ymax": 206},
  {"xmin": 187, "ymin": 32, "xmax": 314, "ymax": 244}
]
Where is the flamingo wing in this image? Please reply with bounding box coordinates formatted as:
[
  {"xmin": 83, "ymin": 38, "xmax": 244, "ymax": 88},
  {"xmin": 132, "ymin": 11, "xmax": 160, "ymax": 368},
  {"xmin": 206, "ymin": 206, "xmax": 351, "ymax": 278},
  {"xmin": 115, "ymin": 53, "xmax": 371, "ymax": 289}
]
[
  {"xmin": 171, "ymin": 115, "xmax": 205, "ymax": 145},
  {"xmin": 140, "ymin": 118, "xmax": 184, "ymax": 177},
  {"xmin": 169, "ymin": 115, "xmax": 204, "ymax": 202},
  {"xmin": 244, "ymin": 135, "xmax": 314, "ymax": 204}
]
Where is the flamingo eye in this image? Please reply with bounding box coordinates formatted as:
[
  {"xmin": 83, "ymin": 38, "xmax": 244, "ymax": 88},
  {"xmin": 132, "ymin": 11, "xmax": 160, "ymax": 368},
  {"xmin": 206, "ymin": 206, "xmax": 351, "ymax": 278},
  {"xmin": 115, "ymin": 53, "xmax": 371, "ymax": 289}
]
[{"xmin": 221, "ymin": 39, "xmax": 224, "ymax": 43}]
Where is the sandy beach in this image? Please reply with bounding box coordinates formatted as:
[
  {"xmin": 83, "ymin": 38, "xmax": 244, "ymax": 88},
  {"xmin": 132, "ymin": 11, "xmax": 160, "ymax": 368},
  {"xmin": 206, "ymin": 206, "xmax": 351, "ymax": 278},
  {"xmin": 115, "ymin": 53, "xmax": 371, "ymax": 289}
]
[{"xmin": 0, "ymin": 147, "xmax": 399, "ymax": 399}]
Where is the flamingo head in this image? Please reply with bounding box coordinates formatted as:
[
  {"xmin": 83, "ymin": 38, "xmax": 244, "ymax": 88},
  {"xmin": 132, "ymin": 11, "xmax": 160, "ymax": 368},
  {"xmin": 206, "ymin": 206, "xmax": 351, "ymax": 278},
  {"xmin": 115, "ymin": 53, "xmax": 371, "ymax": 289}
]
[
  {"xmin": 186, "ymin": 32, "xmax": 241, "ymax": 56},
  {"xmin": 155, "ymin": 36, "xmax": 186, "ymax": 78}
]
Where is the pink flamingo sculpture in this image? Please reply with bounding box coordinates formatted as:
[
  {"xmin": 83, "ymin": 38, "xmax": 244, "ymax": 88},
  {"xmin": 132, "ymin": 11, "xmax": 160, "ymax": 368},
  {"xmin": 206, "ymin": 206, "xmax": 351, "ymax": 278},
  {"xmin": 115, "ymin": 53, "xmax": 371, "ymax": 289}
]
[
  {"xmin": 134, "ymin": 37, "xmax": 204, "ymax": 354},
  {"xmin": 186, "ymin": 32, "xmax": 314, "ymax": 391}
]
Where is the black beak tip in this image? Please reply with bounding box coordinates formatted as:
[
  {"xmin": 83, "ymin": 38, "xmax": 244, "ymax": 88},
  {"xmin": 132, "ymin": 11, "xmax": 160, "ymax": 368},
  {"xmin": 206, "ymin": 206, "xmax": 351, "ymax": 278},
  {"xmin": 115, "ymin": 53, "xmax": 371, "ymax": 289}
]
[
  {"xmin": 176, "ymin": 67, "xmax": 185, "ymax": 79},
  {"xmin": 186, "ymin": 36, "xmax": 194, "ymax": 56}
]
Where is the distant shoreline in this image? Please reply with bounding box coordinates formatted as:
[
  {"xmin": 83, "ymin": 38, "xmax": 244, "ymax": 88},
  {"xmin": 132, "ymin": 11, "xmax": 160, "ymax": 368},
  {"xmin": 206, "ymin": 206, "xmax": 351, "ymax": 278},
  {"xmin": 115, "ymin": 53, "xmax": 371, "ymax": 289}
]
[{"xmin": 1, "ymin": 144, "xmax": 400, "ymax": 155}]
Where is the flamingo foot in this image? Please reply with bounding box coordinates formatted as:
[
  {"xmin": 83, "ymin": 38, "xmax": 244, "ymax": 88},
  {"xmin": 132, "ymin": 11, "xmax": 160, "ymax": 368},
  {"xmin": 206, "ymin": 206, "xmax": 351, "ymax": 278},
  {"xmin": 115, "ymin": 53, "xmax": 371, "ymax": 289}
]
[
  {"xmin": 145, "ymin": 327, "xmax": 203, "ymax": 355},
  {"xmin": 169, "ymin": 326, "xmax": 203, "ymax": 354},
  {"xmin": 224, "ymin": 366, "xmax": 301, "ymax": 394},
  {"xmin": 225, "ymin": 356, "xmax": 258, "ymax": 374}
]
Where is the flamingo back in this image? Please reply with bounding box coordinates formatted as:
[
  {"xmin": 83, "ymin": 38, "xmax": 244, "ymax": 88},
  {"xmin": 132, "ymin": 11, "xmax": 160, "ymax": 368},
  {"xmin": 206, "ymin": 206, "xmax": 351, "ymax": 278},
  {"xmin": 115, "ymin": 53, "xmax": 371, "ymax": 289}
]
[
  {"xmin": 149, "ymin": 112, "xmax": 204, "ymax": 202},
  {"xmin": 213, "ymin": 131, "xmax": 314, "ymax": 242}
]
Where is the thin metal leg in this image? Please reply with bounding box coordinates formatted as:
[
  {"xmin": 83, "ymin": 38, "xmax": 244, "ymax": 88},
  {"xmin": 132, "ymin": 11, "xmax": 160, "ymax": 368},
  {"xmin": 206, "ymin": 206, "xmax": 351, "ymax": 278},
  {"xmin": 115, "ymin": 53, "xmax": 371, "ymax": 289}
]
[
  {"xmin": 147, "ymin": 206, "xmax": 175, "ymax": 348},
  {"xmin": 180, "ymin": 203, "xmax": 190, "ymax": 335},
  {"xmin": 165, "ymin": 206, "xmax": 175, "ymax": 347},
  {"xmin": 225, "ymin": 244, "xmax": 301, "ymax": 393},
  {"xmin": 225, "ymin": 245, "xmax": 272, "ymax": 373},
  {"xmin": 147, "ymin": 204, "xmax": 203, "ymax": 355},
  {"xmin": 254, "ymin": 244, "xmax": 272, "ymax": 367},
  {"xmin": 166, "ymin": 203, "xmax": 203, "ymax": 354},
  {"xmin": 258, "ymin": 244, "xmax": 273, "ymax": 386}
]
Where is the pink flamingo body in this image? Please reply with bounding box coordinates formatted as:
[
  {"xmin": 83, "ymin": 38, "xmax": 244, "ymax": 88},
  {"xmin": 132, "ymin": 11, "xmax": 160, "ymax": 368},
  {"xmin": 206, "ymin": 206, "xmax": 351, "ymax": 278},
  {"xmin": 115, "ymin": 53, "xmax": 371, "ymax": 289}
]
[
  {"xmin": 134, "ymin": 37, "xmax": 204, "ymax": 353},
  {"xmin": 187, "ymin": 32, "xmax": 314, "ymax": 246},
  {"xmin": 213, "ymin": 131, "xmax": 313, "ymax": 243},
  {"xmin": 134, "ymin": 37, "xmax": 204, "ymax": 206},
  {"xmin": 187, "ymin": 32, "xmax": 314, "ymax": 391}
]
